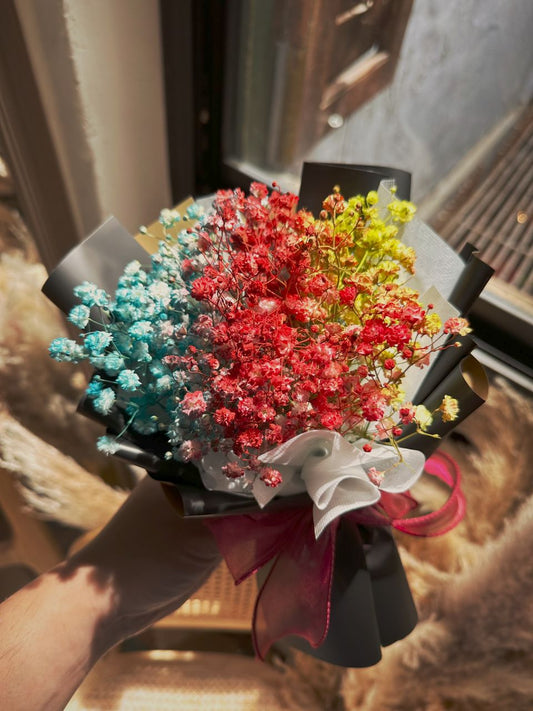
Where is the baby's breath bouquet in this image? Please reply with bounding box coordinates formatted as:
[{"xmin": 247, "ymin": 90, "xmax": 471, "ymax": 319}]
[
  {"xmin": 45, "ymin": 164, "xmax": 491, "ymax": 667},
  {"xmin": 50, "ymin": 185, "xmax": 467, "ymax": 486}
]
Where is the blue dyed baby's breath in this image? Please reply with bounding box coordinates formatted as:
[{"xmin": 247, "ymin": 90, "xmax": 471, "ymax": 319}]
[
  {"xmin": 97, "ymin": 435, "xmax": 120, "ymax": 455},
  {"xmin": 48, "ymin": 203, "xmax": 212, "ymax": 459},
  {"xmin": 86, "ymin": 377, "xmax": 104, "ymax": 398},
  {"xmin": 49, "ymin": 337, "xmax": 85, "ymax": 363},
  {"xmin": 68, "ymin": 304, "xmax": 90, "ymax": 328},
  {"xmin": 73, "ymin": 282, "xmax": 109, "ymax": 308},
  {"xmin": 84, "ymin": 331, "xmax": 113, "ymax": 354},
  {"xmin": 128, "ymin": 320, "xmax": 154, "ymax": 342},
  {"xmin": 93, "ymin": 387, "xmax": 116, "ymax": 415},
  {"xmin": 117, "ymin": 369, "xmax": 141, "ymax": 391},
  {"xmin": 103, "ymin": 353, "xmax": 126, "ymax": 375}
]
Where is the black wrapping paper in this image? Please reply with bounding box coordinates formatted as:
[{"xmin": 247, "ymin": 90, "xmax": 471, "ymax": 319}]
[
  {"xmin": 285, "ymin": 523, "xmax": 417, "ymax": 667},
  {"xmin": 448, "ymin": 249, "xmax": 495, "ymax": 315},
  {"xmin": 412, "ymin": 335, "xmax": 476, "ymax": 405},
  {"xmin": 298, "ymin": 163, "xmax": 412, "ymax": 210},
  {"xmin": 402, "ymin": 354, "xmax": 489, "ymax": 458},
  {"xmin": 42, "ymin": 216, "xmax": 148, "ymax": 314}
]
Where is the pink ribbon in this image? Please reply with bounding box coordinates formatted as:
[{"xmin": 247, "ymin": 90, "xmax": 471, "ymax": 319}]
[
  {"xmin": 389, "ymin": 449, "xmax": 466, "ymax": 536},
  {"xmin": 206, "ymin": 450, "xmax": 465, "ymax": 658}
]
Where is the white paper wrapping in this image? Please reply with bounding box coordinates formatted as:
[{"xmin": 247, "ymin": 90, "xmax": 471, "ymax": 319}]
[{"xmin": 199, "ymin": 431, "xmax": 425, "ymax": 538}]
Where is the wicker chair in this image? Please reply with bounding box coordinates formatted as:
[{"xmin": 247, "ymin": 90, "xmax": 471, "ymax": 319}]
[
  {"xmin": 66, "ymin": 647, "xmax": 320, "ymax": 710},
  {"xmin": 66, "ymin": 563, "xmax": 321, "ymax": 711},
  {"xmin": 160, "ymin": 552, "xmax": 256, "ymax": 630}
]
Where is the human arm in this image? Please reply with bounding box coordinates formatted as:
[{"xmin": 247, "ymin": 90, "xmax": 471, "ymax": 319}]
[{"xmin": 0, "ymin": 475, "xmax": 221, "ymax": 711}]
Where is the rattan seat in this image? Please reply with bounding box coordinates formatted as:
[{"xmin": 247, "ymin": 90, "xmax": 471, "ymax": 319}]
[{"xmin": 66, "ymin": 649, "xmax": 318, "ymax": 710}]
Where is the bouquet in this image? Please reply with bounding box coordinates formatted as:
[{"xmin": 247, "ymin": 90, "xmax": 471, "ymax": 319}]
[{"xmin": 44, "ymin": 164, "xmax": 492, "ymax": 667}]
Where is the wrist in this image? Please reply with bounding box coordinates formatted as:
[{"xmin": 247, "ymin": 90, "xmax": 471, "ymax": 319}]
[
  {"xmin": 0, "ymin": 564, "xmax": 117, "ymax": 711},
  {"xmin": 50, "ymin": 562, "xmax": 120, "ymax": 661}
]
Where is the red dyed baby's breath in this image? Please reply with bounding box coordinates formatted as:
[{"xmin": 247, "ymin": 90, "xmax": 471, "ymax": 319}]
[{"xmin": 170, "ymin": 183, "xmax": 468, "ymax": 482}]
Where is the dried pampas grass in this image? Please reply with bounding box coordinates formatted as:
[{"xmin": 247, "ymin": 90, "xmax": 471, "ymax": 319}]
[
  {"xmin": 341, "ymin": 493, "xmax": 533, "ymax": 711},
  {"xmin": 0, "ymin": 407, "xmax": 126, "ymax": 530},
  {"xmin": 0, "ymin": 249, "xmax": 103, "ymax": 464},
  {"xmin": 0, "ymin": 204, "xmax": 130, "ymax": 482}
]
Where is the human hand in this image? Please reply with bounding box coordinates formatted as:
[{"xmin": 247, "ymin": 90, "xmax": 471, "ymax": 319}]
[
  {"xmin": 0, "ymin": 475, "xmax": 221, "ymax": 711},
  {"xmin": 65, "ymin": 474, "xmax": 222, "ymax": 652}
]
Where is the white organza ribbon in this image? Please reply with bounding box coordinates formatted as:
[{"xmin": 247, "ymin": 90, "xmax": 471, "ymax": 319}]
[{"xmin": 200, "ymin": 430, "xmax": 425, "ymax": 538}]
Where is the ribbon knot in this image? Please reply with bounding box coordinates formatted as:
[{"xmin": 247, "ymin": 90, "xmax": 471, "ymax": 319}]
[
  {"xmin": 206, "ymin": 449, "xmax": 465, "ymax": 660},
  {"xmin": 258, "ymin": 430, "xmax": 426, "ymax": 538},
  {"xmin": 201, "ymin": 430, "xmax": 426, "ymax": 539}
]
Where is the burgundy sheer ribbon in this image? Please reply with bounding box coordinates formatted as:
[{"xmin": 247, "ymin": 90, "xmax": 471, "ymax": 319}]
[{"xmin": 206, "ymin": 450, "xmax": 465, "ymax": 659}]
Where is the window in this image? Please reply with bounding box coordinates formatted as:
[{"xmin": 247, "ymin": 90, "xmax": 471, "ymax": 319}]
[{"xmin": 223, "ymin": 0, "xmax": 413, "ymax": 176}]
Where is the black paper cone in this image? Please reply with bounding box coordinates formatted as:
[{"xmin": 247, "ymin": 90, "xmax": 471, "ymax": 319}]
[
  {"xmin": 402, "ymin": 354, "xmax": 489, "ymax": 457},
  {"xmin": 42, "ymin": 216, "xmax": 148, "ymax": 315},
  {"xmin": 299, "ymin": 162, "xmax": 412, "ymax": 212},
  {"xmin": 285, "ymin": 522, "xmax": 417, "ymax": 667},
  {"xmin": 415, "ymin": 246, "xmax": 493, "ymax": 400},
  {"xmin": 413, "ymin": 335, "xmax": 476, "ymax": 404},
  {"xmin": 448, "ymin": 251, "xmax": 494, "ymax": 315}
]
